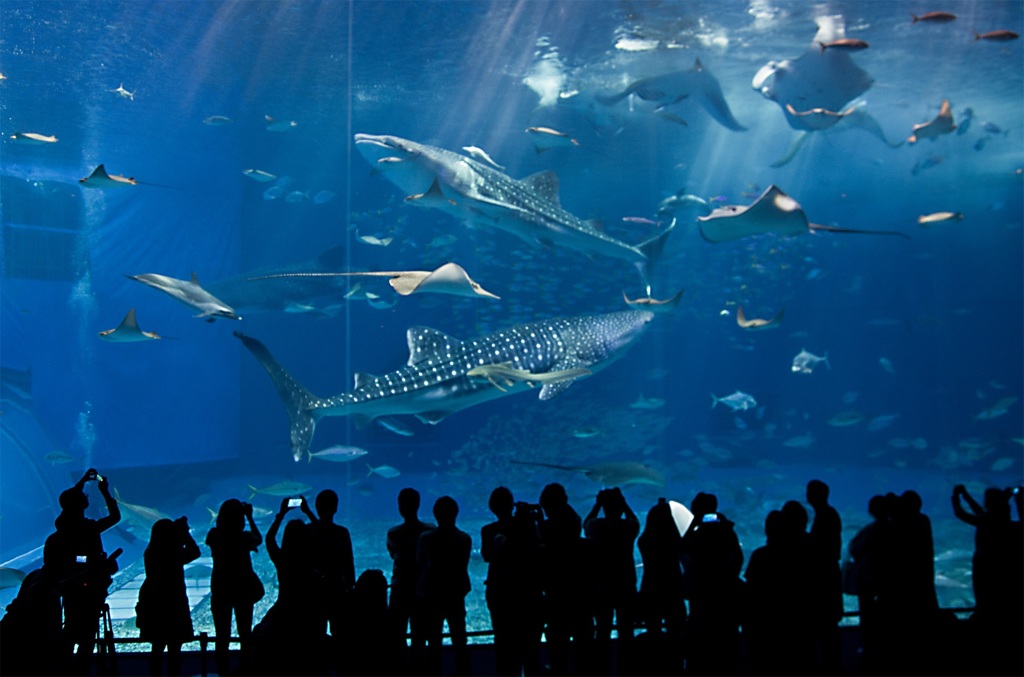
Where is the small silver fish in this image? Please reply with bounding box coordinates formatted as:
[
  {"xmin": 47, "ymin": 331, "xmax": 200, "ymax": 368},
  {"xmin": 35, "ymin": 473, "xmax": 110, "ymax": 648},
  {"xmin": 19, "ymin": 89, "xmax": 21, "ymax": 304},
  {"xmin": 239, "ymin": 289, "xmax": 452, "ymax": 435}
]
[{"xmin": 791, "ymin": 349, "xmax": 830, "ymax": 374}]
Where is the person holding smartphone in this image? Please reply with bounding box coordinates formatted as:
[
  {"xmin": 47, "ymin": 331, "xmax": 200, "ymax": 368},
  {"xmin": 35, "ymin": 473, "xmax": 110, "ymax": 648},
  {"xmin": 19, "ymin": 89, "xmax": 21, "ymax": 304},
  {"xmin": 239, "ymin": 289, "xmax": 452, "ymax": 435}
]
[{"xmin": 43, "ymin": 468, "xmax": 121, "ymax": 675}]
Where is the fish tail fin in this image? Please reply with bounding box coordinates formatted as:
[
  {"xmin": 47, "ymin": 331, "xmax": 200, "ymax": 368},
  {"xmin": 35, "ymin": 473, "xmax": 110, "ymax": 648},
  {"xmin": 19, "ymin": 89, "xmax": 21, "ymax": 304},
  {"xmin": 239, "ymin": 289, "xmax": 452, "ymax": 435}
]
[
  {"xmin": 234, "ymin": 331, "xmax": 322, "ymax": 462},
  {"xmin": 824, "ymin": 352, "xmax": 832, "ymax": 370},
  {"xmin": 817, "ymin": 41, "xmax": 827, "ymax": 52},
  {"xmin": 366, "ymin": 463, "xmax": 375, "ymax": 477},
  {"xmin": 634, "ymin": 218, "xmax": 676, "ymax": 295},
  {"xmin": 711, "ymin": 393, "xmax": 719, "ymax": 409},
  {"xmin": 248, "ymin": 485, "xmax": 259, "ymax": 501}
]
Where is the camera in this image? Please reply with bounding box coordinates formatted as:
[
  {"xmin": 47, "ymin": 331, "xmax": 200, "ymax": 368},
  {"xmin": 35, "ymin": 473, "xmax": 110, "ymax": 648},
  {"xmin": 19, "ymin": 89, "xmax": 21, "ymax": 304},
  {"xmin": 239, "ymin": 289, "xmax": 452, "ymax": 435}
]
[
  {"xmin": 287, "ymin": 497, "xmax": 302, "ymax": 508},
  {"xmin": 702, "ymin": 513, "xmax": 720, "ymax": 524},
  {"xmin": 76, "ymin": 555, "xmax": 88, "ymax": 563}
]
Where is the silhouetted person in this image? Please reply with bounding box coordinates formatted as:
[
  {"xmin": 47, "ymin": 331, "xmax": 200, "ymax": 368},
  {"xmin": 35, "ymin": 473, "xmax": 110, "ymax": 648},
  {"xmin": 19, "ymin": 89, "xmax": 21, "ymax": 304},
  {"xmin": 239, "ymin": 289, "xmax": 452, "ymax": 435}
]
[
  {"xmin": 538, "ymin": 482, "xmax": 592, "ymax": 676},
  {"xmin": 387, "ymin": 487, "xmax": 434, "ymax": 671},
  {"xmin": 250, "ymin": 496, "xmax": 328, "ymax": 675},
  {"xmin": 636, "ymin": 498, "xmax": 686, "ymax": 674},
  {"xmin": 847, "ymin": 493, "xmax": 897, "ymax": 673},
  {"xmin": 480, "ymin": 487, "xmax": 543, "ymax": 676},
  {"xmin": 418, "ymin": 495, "xmax": 472, "ymax": 676},
  {"xmin": 0, "ymin": 566, "xmax": 62, "ymax": 676},
  {"xmin": 206, "ymin": 498, "xmax": 263, "ymax": 676},
  {"xmin": 584, "ymin": 486, "xmax": 640, "ymax": 673},
  {"xmin": 680, "ymin": 491, "xmax": 743, "ymax": 676},
  {"xmin": 346, "ymin": 569, "xmax": 393, "ymax": 675},
  {"xmin": 952, "ymin": 484, "xmax": 1024, "ymax": 675},
  {"xmin": 305, "ymin": 489, "xmax": 355, "ymax": 643},
  {"xmin": 136, "ymin": 517, "xmax": 201, "ymax": 676},
  {"xmin": 806, "ymin": 479, "xmax": 843, "ymax": 675},
  {"xmin": 43, "ymin": 468, "xmax": 121, "ymax": 676}
]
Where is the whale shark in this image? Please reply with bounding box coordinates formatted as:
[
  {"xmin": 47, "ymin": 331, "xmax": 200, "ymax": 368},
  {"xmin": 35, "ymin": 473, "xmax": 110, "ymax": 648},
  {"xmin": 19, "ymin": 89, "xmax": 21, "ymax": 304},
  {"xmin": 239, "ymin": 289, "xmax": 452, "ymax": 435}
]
[
  {"xmin": 354, "ymin": 133, "xmax": 674, "ymax": 294},
  {"xmin": 235, "ymin": 309, "xmax": 654, "ymax": 461}
]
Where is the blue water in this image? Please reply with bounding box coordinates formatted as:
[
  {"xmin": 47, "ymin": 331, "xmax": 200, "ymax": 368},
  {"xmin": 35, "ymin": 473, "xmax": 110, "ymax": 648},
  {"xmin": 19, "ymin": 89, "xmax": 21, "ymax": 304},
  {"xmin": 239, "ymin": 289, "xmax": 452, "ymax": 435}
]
[{"xmin": 1, "ymin": 0, "xmax": 1021, "ymax": 634}]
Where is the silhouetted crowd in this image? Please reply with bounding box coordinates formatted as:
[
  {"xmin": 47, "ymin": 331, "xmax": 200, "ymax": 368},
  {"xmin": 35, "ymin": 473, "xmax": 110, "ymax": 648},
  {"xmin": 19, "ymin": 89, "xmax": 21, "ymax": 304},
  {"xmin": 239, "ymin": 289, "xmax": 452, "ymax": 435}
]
[{"xmin": 2, "ymin": 469, "xmax": 1022, "ymax": 677}]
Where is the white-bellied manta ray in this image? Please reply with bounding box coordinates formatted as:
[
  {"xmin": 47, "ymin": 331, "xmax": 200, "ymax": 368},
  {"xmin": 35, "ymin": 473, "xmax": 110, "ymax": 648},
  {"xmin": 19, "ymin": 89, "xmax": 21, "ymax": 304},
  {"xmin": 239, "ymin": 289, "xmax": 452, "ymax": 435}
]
[
  {"xmin": 752, "ymin": 15, "xmax": 902, "ymax": 166},
  {"xmin": 235, "ymin": 309, "xmax": 654, "ymax": 462},
  {"xmin": 354, "ymin": 133, "xmax": 674, "ymax": 295},
  {"xmin": 594, "ymin": 58, "xmax": 747, "ymax": 131}
]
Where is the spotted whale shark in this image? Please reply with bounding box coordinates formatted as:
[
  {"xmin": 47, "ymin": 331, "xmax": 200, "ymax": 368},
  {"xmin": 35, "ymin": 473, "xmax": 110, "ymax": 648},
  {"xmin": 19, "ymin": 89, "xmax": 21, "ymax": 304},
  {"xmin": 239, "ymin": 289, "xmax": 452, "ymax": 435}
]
[
  {"xmin": 235, "ymin": 310, "xmax": 654, "ymax": 461},
  {"xmin": 355, "ymin": 133, "xmax": 673, "ymax": 295}
]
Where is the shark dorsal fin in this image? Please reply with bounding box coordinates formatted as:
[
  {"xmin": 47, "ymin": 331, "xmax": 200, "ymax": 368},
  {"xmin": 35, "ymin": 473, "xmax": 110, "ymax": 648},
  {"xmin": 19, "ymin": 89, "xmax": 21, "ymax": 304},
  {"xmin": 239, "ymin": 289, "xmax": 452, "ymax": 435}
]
[
  {"xmin": 521, "ymin": 170, "xmax": 561, "ymax": 206},
  {"xmin": 406, "ymin": 326, "xmax": 463, "ymax": 366},
  {"xmin": 353, "ymin": 372, "xmax": 380, "ymax": 390},
  {"xmin": 190, "ymin": 272, "xmax": 200, "ymax": 285}
]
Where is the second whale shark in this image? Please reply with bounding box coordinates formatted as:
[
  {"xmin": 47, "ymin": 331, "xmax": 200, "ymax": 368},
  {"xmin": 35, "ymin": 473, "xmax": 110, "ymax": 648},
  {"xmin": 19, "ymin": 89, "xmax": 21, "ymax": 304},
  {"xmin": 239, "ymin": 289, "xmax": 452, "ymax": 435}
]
[
  {"xmin": 355, "ymin": 133, "xmax": 673, "ymax": 294},
  {"xmin": 236, "ymin": 309, "xmax": 654, "ymax": 461}
]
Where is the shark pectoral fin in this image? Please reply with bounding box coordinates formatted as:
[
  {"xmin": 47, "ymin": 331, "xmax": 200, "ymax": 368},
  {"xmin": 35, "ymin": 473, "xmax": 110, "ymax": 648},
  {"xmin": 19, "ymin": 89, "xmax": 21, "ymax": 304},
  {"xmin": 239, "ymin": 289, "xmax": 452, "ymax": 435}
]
[
  {"xmin": 538, "ymin": 380, "xmax": 575, "ymax": 401},
  {"xmin": 415, "ymin": 410, "xmax": 451, "ymax": 425}
]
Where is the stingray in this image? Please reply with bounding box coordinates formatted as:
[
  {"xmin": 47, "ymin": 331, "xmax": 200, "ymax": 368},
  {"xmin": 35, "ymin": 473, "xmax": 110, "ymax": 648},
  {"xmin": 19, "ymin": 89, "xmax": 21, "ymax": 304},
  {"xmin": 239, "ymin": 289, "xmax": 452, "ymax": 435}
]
[
  {"xmin": 511, "ymin": 460, "xmax": 665, "ymax": 488},
  {"xmin": 753, "ymin": 15, "xmax": 874, "ymax": 132},
  {"xmin": 698, "ymin": 185, "xmax": 909, "ymax": 242},
  {"xmin": 736, "ymin": 306, "xmax": 785, "ymax": 331},
  {"xmin": 79, "ymin": 164, "xmax": 137, "ymax": 188},
  {"xmin": 595, "ymin": 58, "xmax": 746, "ymax": 131},
  {"xmin": 98, "ymin": 308, "xmax": 163, "ymax": 342},
  {"xmin": 467, "ymin": 362, "xmax": 591, "ymax": 392},
  {"xmin": 250, "ymin": 262, "xmax": 500, "ymax": 299},
  {"xmin": 622, "ymin": 289, "xmax": 684, "ymax": 313}
]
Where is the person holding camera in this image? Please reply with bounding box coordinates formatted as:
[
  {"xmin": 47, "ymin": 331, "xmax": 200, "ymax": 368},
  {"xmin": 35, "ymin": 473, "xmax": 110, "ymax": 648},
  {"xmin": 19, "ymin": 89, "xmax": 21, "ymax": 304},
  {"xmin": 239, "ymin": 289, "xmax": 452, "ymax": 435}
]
[
  {"xmin": 136, "ymin": 516, "xmax": 201, "ymax": 676},
  {"xmin": 43, "ymin": 468, "xmax": 122, "ymax": 675},
  {"xmin": 583, "ymin": 486, "xmax": 640, "ymax": 673},
  {"xmin": 206, "ymin": 498, "xmax": 264, "ymax": 676},
  {"xmin": 480, "ymin": 487, "xmax": 543, "ymax": 677}
]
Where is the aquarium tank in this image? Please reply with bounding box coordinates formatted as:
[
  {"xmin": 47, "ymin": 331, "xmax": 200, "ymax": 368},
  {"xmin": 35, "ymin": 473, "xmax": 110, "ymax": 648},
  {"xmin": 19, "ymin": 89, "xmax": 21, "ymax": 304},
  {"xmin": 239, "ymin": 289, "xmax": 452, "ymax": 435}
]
[{"xmin": 1, "ymin": 0, "xmax": 1021, "ymax": 647}]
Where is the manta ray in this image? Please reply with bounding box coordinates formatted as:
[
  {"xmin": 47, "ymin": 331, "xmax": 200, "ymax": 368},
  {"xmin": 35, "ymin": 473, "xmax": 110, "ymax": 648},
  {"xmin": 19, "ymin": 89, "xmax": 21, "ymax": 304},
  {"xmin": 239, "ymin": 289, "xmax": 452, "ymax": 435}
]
[
  {"xmin": 736, "ymin": 306, "xmax": 785, "ymax": 331},
  {"xmin": 698, "ymin": 185, "xmax": 908, "ymax": 242},
  {"xmin": 98, "ymin": 308, "xmax": 163, "ymax": 342},
  {"xmin": 79, "ymin": 164, "xmax": 137, "ymax": 188},
  {"xmin": 249, "ymin": 262, "xmax": 500, "ymax": 299},
  {"xmin": 622, "ymin": 289, "xmax": 684, "ymax": 313},
  {"xmin": 753, "ymin": 16, "xmax": 902, "ymax": 165},
  {"xmin": 236, "ymin": 310, "xmax": 653, "ymax": 461},
  {"xmin": 595, "ymin": 58, "xmax": 747, "ymax": 131}
]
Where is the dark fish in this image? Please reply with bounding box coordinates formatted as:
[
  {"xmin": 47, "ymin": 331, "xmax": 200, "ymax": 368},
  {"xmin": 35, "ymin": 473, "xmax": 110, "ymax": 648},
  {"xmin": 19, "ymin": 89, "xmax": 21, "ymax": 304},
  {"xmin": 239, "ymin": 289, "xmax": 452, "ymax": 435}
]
[
  {"xmin": 974, "ymin": 30, "xmax": 1019, "ymax": 41},
  {"xmin": 911, "ymin": 12, "xmax": 957, "ymax": 23},
  {"xmin": 818, "ymin": 39, "xmax": 869, "ymax": 52}
]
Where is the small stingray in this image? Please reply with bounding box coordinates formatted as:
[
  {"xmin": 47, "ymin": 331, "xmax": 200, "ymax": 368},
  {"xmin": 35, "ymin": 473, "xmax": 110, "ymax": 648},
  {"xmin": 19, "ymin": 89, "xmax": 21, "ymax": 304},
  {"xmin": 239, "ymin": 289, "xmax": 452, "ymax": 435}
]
[
  {"xmin": 908, "ymin": 99, "xmax": 956, "ymax": 144},
  {"xmin": 79, "ymin": 164, "xmax": 137, "ymax": 188},
  {"xmin": 622, "ymin": 289, "xmax": 684, "ymax": 313},
  {"xmin": 753, "ymin": 15, "xmax": 874, "ymax": 132},
  {"xmin": 595, "ymin": 58, "xmax": 746, "ymax": 131},
  {"xmin": 511, "ymin": 460, "xmax": 665, "ymax": 488},
  {"xmin": 698, "ymin": 185, "xmax": 909, "ymax": 242},
  {"xmin": 736, "ymin": 306, "xmax": 785, "ymax": 330},
  {"xmin": 250, "ymin": 262, "xmax": 500, "ymax": 299},
  {"xmin": 98, "ymin": 308, "xmax": 163, "ymax": 342},
  {"xmin": 467, "ymin": 362, "xmax": 591, "ymax": 392}
]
